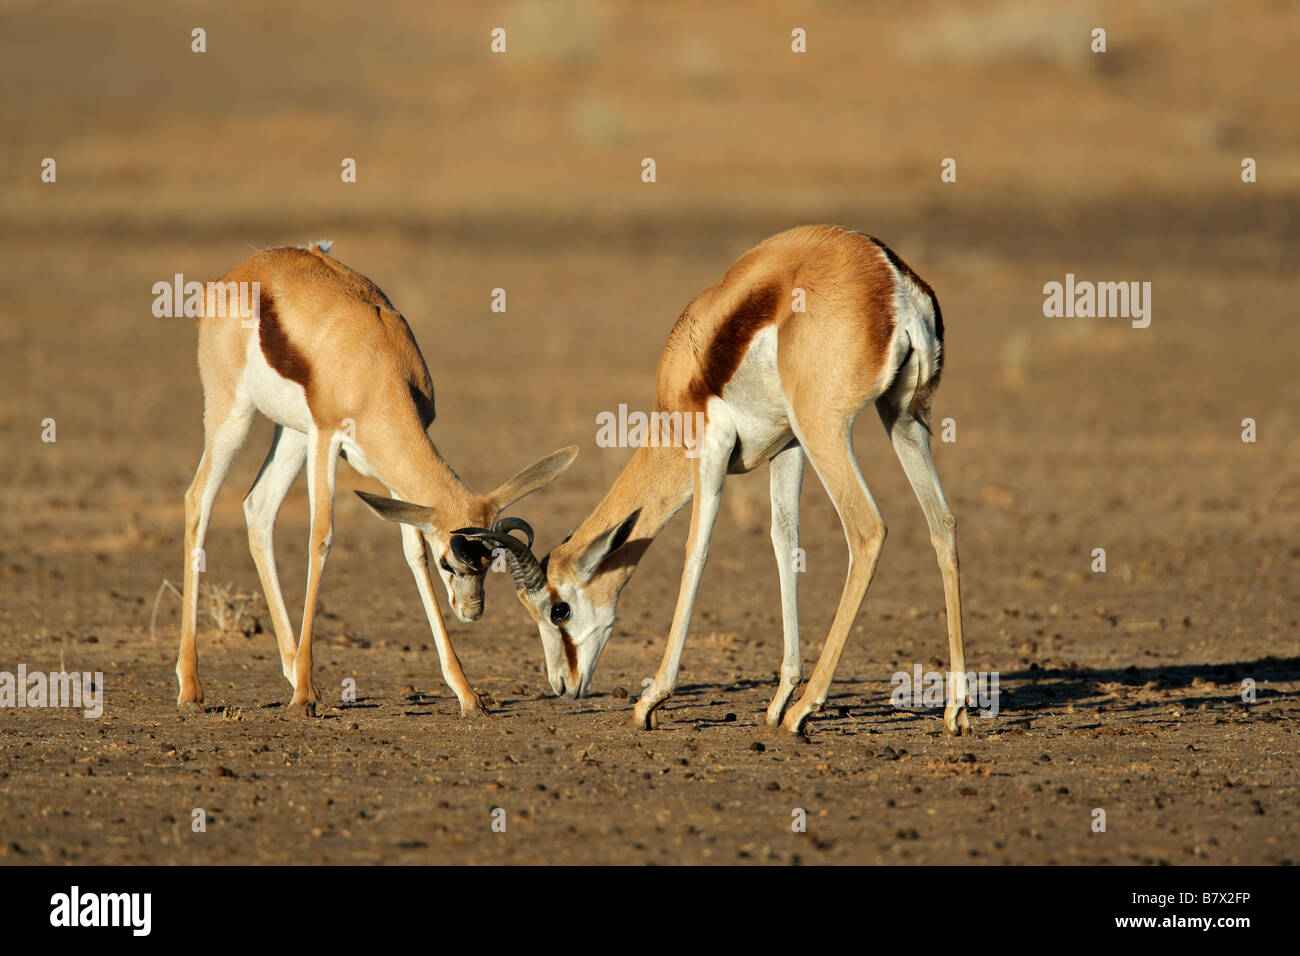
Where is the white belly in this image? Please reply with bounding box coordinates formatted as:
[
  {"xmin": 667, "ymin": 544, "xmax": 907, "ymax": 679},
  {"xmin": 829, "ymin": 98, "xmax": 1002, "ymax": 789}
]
[
  {"xmin": 240, "ymin": 337, "xmax": 382, "ymax": 480},
  {"xmin": 243, "ymin": 334, "xmax": 314, "ymax": 434},
  {"xmin": 718, "ymin": 325, "xmax": 793, "ymax": 472}
]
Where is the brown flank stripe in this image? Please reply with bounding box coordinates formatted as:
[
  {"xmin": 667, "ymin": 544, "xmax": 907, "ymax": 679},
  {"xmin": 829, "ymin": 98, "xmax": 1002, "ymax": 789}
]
[
  {"xmin": 258, "ymin": 289, "xmax": 313, "ymax": 391},
  {"xmin": 687, "ymin": 282, "xmax": 783, "ymax": 405}
]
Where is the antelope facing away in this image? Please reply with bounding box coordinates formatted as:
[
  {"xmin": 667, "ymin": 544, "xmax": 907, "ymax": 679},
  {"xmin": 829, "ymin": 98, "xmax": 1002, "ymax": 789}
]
[
  {"xmin": 456, "ymin": 225, "xmax": 970, "ymax": 735},
  {"xmin": 178, "ymin": 240, "xmax": 577, "ymax": 716}
]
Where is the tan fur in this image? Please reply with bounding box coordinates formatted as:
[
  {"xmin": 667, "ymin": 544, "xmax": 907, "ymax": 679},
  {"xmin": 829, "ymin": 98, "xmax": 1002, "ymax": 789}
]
[
  {"xmin": 548, "ymin": 226, "xmax": 914, "ymax": 592},
  {"xmin": 178, "ymin": 242, "xmax": 576, "ymax": 716},
  {"xmin": 201, "ymin": 245, "xmax": 467, "ymax": 509},
  {"xmin": 527, "ymin": 226, "xmax": 965, "ymax": 735},
  {"xmin": 660, "ymin": 226, "xmax": 900, "ymax": 412}
]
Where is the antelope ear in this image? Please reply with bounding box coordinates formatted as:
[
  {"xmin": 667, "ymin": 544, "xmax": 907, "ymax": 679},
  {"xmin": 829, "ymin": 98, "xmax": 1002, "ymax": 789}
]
[
  {"xmin": 354, "ymin": 490, "xmax": 438, "ymax": 531},
  {"xmin": 485, "ymin": 445, "xmax": 579, "ymax": 513},
  {"xmin": 574, "ymin": 509, "xmax": 641, "ymax": 582}
]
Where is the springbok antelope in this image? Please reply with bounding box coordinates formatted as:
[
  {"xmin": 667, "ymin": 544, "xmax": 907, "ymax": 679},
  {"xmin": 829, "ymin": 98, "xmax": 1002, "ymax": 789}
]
[
  {"xmin": 177, "ymin": 240, "xmax": 577, "ymax": 716},
  {"xmin": 456, "ymin": 225, "xmax": 970, "ymax": 735}
]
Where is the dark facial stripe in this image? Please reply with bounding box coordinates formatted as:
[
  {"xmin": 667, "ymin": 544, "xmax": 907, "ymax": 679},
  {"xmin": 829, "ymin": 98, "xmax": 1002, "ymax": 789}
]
[
  {"xmin": 687, "ymin": 282, "xmax": 783, "ymax": 405},
  {"xmin": 258, "ymin": 289, "xmax": 312, "ymax": 390},
  {"xmin": 545, "ymin": 584, "xmax": 579, "ymax": 677},
  {"xmin": 560, "ymin": 627, "xmax": 578, "ymax": 676}
]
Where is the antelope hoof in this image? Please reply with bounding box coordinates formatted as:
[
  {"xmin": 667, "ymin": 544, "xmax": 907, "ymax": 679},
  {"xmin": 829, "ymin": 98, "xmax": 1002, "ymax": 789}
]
[
  {"xmin": 287, "ymin": 699, "xmax": 319, "ymax": 718},
  {"xmin": 944, "ymin": 705, "xmax": 971, "ymax": 736},
  {"xmin": 781, "ymin": 710, "xmax": 808, "ymax": 736},
  {"xmin": 781, "ymin": 700, "xmax": 819, "ymax": 736},
  {"xmin": 632, "ymin": 699, "xmax": 661, "ymax": 730},
  {"xmin": 176, "ymin": 682, "xmax": 204, "ymax": 712},
  {"xmin": 458, "ymin": 694, "xmax": 488, "ymax": 718},
  {"xmin": 766, "ymin": 675, "xmax": 800, "ymax": 726},
  {"xmin": 765, "ymin": 694, "xmax": 795, "ymax": 727}
]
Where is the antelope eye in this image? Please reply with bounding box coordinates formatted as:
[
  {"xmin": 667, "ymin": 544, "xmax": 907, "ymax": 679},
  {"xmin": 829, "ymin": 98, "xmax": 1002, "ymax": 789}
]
[
  {"xmin": 550, "ymin": 602, "xmax": 571, "ymax": 625},
  {"xmin": 439, "ymin": 558, "xmax": 454, "ymax": 574}
]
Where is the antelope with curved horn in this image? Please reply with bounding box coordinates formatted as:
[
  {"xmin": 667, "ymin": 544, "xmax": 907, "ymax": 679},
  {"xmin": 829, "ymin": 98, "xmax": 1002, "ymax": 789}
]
[
  {"xmin": 459, "ymin": 225, "xmax": 970, "ymax": 735},
  {"xmin": 178, "ymin": 240, "xmax": 577, "ymax": 716}
]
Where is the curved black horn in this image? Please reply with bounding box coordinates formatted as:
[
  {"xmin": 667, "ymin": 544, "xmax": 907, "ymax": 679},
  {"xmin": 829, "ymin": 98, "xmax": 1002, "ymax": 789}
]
[
  {"xmin": 450, "ymin": 534, "xmax": 490, "ymax": 569},
  {"xmin": 452, "ymin": 520, "xmax": 545, "ymax": 593},
  {"xmin": 490, "ymin": 516, "xmax": 535, "ymax": 549}
]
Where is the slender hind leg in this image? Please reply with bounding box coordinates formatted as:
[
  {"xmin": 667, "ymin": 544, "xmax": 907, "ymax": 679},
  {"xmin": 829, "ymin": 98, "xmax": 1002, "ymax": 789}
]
[
  {"xmin": 765, "ymin": 439, "xmax": 805, "ymax": 726},
  {"xmin": 177, "ymin": 397, "xmax": 255, "ymax": 709},
  {"xmin": 781, "ymin": 413, "xmax": 887, "ymax": 735},
  {"xmin": 287, "ymin": 428, "xmax": 339, "ymax": 716},
  {"xmin": 243, "ymin": 425, "xmax": 309, "ymax": 693},
  {"xmin": 880, "ymin": 403, "xmax": 970, "ymax": 735}
]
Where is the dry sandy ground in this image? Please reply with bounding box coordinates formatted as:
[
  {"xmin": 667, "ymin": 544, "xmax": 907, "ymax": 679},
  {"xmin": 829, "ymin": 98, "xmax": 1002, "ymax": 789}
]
[{"xmin": 0, "ymin": 1, "xmax": 1297, "ymax": 865}]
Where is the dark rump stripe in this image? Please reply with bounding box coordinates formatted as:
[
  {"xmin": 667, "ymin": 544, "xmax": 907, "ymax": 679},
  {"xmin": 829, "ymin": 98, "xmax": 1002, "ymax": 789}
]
[
  {"xmin": 688, "ymin": 282, "xmax": 783, "ymax": 404},
  {"xmin": 258, "ymin": 290, "xmax": 312, "ymax": 390},
  {"xmin": 867, "ymin": 236, "xmax": 944, "ymax": 428},
  {"xmin": 870, "ymin": 237, "xmax": 943, "ymax": 345}
]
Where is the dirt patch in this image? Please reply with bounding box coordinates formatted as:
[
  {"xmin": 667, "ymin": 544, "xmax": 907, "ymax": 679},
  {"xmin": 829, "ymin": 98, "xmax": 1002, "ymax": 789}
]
[{"xmin": 0, "ymin": 1, "xmax": 1296, "ymax": 865}]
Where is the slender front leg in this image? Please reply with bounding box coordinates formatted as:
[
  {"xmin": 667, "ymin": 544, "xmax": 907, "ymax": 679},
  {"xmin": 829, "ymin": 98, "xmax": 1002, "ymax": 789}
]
[
  {"xmin": 399, "ymin": 523, "xmax": 486, "ymax": 716},
  {"xmin": 288, "ymin": 430, "xmax": 338, "ymax": 716},
  {"xmin": 177, "ymin": 399, "xmax": 254, "ymax": 710},
  {"xmin": 765, "ymin": 439, "xmax": 805, "ymax": 726},
  {"xmin": 632, "ymin": 413, "xmax": 735, "ymax": 730}
]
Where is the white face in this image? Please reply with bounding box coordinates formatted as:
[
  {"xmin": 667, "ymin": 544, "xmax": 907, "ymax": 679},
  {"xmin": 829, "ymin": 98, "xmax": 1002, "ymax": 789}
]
[
  {"xmin": 522, "ymin": 579, "xmax": 616, "ymax": 698},
  {"xmin": 427, "ymin": 533, "xmax": 487, "ymax": 624},
  {"xmin": 519, "ymin": 509, "xmax": 641, "ymax": 698},
  {"xmin": 352, "ymin": 490, "xmax": 495, "ymax": 624}
]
